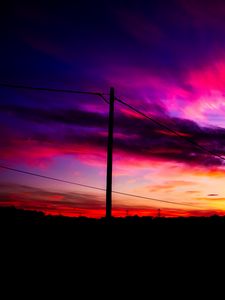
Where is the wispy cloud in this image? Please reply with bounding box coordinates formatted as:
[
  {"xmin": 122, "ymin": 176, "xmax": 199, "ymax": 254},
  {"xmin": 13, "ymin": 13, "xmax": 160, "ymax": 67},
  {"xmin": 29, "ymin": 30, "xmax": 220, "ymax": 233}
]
[{"xmin": 1, "ymin": 103, "xmax": 225, "ymax": 169}]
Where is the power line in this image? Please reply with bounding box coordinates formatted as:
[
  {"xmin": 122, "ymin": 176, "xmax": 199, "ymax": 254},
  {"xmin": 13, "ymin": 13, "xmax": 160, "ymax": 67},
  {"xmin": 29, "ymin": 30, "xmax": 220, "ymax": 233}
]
[
  {"xmin": 112, "ymin": 190, "xmax": 198, "ymax": 208},
  {"xmin": 115, "ymin": 97, "xmax": 225, "ymax": 162},
  {"xmin": 0, "ymin": 165, "xmax": 199, "ymax": 208},
  {"xmin": 0, "ymin": 82, "xmax": 109, "ymax": 103},
  {"xmin": 1, "ymin": 82, "xmax": 224, "ymax": 162},
  {"xmin": 0, "ymin": 83, "xmax": 220, "ymax": 209},
  {"xmin": 0, "ymin": 165, "xmax": 105, "ymax": 192}
]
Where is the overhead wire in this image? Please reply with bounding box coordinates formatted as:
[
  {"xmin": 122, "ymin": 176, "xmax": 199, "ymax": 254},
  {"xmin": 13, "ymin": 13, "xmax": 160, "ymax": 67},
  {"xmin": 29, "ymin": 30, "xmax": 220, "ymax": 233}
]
[
  {"xmin": 0, "ymin": 82, "xmax": 109, "ymax": 103},
  {"xmin": 0, "ymin": 82, "xmax": 222, "ymax": 210},
  {"xmin": 0, "ymin": 165, "xmax": 199, "ymax": 208},
  {"xmin": 115, "ymin": 97, "xmax": 225, "ymax": 162},
  {"xmin": 1, "ymin": 82, "xmax": 223, "ymax": 162}
]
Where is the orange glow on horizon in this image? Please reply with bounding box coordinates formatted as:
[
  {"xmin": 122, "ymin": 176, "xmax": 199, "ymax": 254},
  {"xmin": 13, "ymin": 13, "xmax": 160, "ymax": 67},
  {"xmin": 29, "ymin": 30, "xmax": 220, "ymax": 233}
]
[{"xmin": 1, "ymin": 201, "xmax": 224, "ymax": 219}]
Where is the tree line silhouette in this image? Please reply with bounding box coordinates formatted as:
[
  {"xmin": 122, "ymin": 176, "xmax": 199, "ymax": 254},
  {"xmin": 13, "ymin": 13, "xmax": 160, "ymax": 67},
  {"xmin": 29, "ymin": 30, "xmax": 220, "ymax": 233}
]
[{"xmin": 1, "ymin": 206, "xmax": 225, "ymax": 227}]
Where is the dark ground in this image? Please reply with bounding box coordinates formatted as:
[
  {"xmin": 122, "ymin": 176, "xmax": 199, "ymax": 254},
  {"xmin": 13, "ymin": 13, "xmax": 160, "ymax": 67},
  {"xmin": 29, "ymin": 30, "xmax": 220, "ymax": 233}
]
[
  {"xmin": 0, "ymin": 206, "xmax": 223, "ymax": 283},
  {"xmin": 1, "ymin": 206, "xmax": 225, "ymax": 239},
  {"xmin": 1, "ymin": 205, "xmax": 225, "ymax": 226}
]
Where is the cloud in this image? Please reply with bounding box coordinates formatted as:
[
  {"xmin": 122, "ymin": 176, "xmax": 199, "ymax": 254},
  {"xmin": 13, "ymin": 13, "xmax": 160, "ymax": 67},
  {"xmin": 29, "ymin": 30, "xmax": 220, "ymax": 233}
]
[
  {"xmin": 1, "ymin": 102, "xmax": 225, "ymax": 169},
  {"xmin": 0, "ymin": 183, "xmax": 106, "ymax": 217},
  {"xmin": 1, "ymin": 182, "xmax": 204, "ymax": 217},
  {"xmin": 197, "ymin": 197, "xmax": 225, "ymax": 201},
  {"xmin": 0, "ymin": 104, "xmax": 108, "ymax": 127},
  {"xmin": 148, "ymin": 180, "xmax": 197, "ymax": 193},
  {"xmin": 185, "ymin": 191, "xmax": 200, "ymax": 194}
]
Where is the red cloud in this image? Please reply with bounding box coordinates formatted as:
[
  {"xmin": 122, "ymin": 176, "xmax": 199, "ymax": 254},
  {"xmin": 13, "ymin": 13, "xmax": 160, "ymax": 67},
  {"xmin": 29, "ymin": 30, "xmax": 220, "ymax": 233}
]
[{"xmin": 120, "ymin": 107, "xmax": 146, "ymax": 120}]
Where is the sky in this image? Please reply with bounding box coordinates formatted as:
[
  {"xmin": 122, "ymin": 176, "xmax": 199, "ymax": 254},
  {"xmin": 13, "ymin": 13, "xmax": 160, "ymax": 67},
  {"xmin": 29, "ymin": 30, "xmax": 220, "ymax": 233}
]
[{"xmin": 1, "ymin": 0, "xmax": 225, "ymax": 217}]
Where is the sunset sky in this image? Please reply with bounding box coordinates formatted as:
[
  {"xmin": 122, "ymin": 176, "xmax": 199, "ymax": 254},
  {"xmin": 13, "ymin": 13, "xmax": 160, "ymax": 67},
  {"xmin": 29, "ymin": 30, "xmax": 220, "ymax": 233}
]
[{"xmin": 1, "ymin": 0, "xmax": 225, "ymax": 217}]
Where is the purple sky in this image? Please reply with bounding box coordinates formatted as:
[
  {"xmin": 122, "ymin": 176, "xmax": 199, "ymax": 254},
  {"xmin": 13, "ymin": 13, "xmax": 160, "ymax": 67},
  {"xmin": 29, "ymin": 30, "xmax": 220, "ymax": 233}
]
[{"xmin": 1, "ymin": 0, "xmax": 225, "ymax": 217}]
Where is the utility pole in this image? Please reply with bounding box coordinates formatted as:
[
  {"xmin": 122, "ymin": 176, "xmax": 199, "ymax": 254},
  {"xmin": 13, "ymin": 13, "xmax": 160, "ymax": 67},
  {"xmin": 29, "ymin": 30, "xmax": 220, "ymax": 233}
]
[{"xmin": 106, "ymin": 87, "xmax": 115, "ymax": 220}]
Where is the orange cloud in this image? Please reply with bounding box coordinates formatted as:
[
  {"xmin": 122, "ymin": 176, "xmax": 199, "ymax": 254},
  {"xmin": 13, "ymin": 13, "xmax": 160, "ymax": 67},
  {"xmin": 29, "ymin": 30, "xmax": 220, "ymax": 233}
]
[
  {"xmin": 193, "ymin": 168, "xmax": 225, "ymax": 178},
  {"xmin": 196, "ymin": 197, "xmax": 225, "ymax": 201},
  {"xmin": 148, "ymin": 180, "xmax": 196, "ymax": 192},
  {"xmin": 185, "ymin": 191, "xmax": 200, "ymax": 194},
  {"xmin": 2, "ymin": 183, "xmax": 222, "ymax": 218}
]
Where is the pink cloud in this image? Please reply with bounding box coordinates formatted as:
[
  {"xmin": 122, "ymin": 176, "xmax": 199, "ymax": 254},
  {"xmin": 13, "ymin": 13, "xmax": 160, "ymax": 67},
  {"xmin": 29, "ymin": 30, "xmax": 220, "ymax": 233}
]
[
  {"xmin": 103, "ymin": 46, "xmax": 225, "ymax": 127},
  {"xmin": 0, "ymin": 137, "xmax": 106, "ymax": 169}
]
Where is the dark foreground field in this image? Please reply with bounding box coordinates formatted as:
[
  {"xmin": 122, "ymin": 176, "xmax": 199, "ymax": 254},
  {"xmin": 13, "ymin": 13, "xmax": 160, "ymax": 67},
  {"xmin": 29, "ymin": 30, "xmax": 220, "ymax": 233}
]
[
  {"xmin": 1, "ymin": 206, "xmax": 224, "ymax": 272},
  {"xmin": 1, "ymin": 206, "xmax": 225, "ymax": 238}
]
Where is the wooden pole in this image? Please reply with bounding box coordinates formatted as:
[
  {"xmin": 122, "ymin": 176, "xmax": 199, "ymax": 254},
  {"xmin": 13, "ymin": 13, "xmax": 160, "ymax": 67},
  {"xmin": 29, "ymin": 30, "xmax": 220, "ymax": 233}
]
[{"xmin": 106, "ymin": 87, "xmax": 115, "ymax": 219}]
